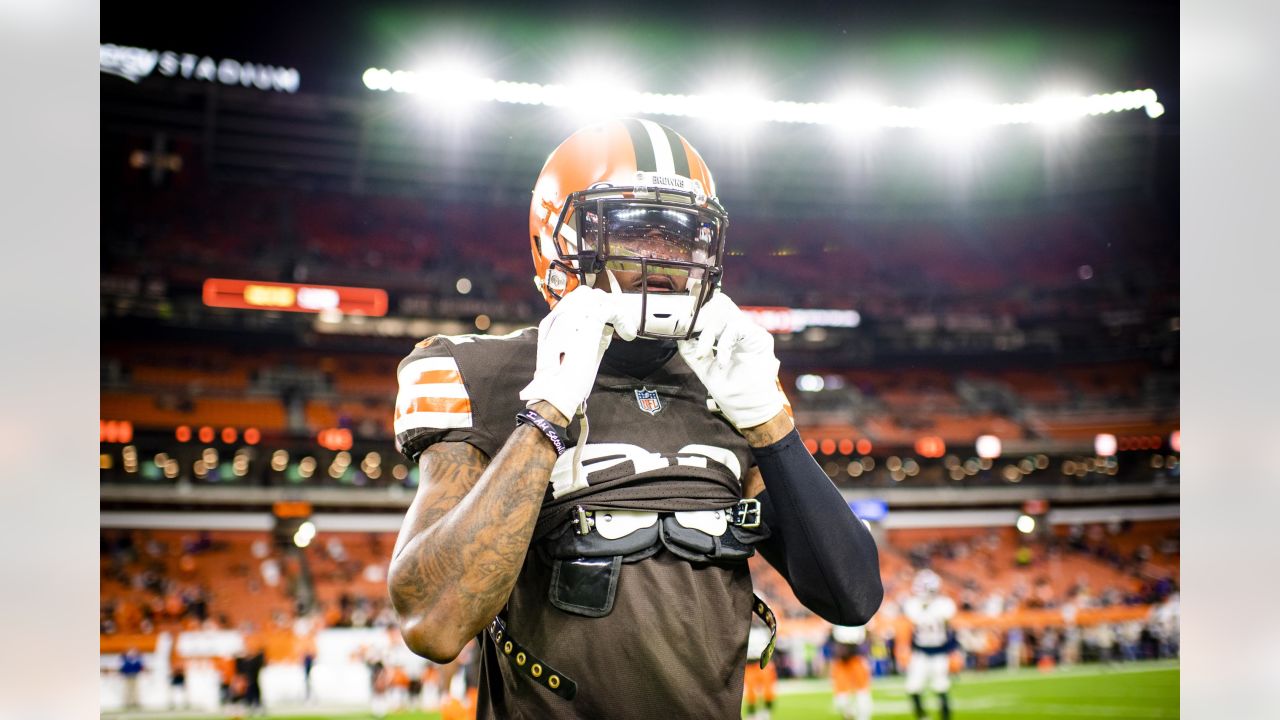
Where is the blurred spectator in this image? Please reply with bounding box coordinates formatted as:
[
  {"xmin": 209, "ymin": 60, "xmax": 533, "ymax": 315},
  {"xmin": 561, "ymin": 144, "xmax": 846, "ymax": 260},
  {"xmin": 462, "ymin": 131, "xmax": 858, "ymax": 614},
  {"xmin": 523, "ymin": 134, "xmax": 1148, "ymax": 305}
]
[
  {"xmin": 301, "ymin": 630, "xmax": 317, "ymax": 703},
  {"xmin": 251, "ymin": 538, "xmax": 270, "ymax": 560},
  {"xmin": 168, "ymin": 652, "xmax": 188, "ymax": 710},
  {"xmin": 1006, "ymin": 627, "xmax": 1025, "ymax": 670},
  {"xmin": 236, "ymin": 640, "xmax": 267, "ymax": 716},
  {"xmin": 1150, "ymin": 592, "xmax": 1180, "ymax": 658},
  {"xmin": 1038, "ymin": 627, "xmax": 1060, "ymax": 664},
  {"xmin": 120, "ymin": 648, "xmax": 144, "ymax": 710},
  {"xmin": 1015, "ymin": 545, "xmax": 1033, "ymax": 567},
  {"xmin": 1094, "ymin": 623, "xmax": 1116, "ymax": 664},
  {"xmin": 1119, "ymin": 620, "xmax": 1143, "ymax": 661},
  {"xmin": 214, "ymin": 655, "xmax": 235, "ymax": 707},
  {"xmin": 261, "ymin": 557, "xmax": 281, "ymax": 588}
]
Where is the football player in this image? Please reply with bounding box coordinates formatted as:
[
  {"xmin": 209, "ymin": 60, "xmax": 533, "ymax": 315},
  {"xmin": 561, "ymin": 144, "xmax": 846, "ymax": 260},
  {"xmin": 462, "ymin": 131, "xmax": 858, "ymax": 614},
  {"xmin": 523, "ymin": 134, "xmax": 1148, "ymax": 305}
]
[
  {"xmin": 902, "ymin": 570, "xmax": 957, "ymax": 720},
  {"xmin": 828, "ymin": 623, "xmax": 873, "ymax": 720},
  {"xmin": 387, "ymin": 118, "xmax": 883, "ymax": 719}
]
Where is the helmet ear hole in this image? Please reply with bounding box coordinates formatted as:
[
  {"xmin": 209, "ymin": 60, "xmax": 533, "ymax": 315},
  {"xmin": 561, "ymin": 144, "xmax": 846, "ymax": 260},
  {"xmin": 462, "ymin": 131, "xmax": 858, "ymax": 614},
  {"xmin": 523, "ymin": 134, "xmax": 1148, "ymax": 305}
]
[{"xmin": 547, "ymin": 268, "xmax": 569, "ymax": 294}]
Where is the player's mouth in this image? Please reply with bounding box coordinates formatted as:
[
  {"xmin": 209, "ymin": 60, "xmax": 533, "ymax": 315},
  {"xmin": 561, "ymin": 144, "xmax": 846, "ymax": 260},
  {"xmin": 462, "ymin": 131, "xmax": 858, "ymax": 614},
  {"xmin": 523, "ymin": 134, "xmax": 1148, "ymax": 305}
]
[{"xmin": 642, "ymin": 274, "xmax": 677, "ymax": 292}]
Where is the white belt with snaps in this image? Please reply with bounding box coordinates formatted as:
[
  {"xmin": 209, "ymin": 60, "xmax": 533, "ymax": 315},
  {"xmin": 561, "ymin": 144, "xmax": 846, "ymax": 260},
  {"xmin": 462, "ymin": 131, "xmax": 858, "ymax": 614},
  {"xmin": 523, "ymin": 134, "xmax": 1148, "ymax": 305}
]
[
  {"xmin": 571, "ymin": 499, "xmax": 760, "ymax": 537},
  {"xmin": 592, "ymin": 510, "xmax": 659, "ymax": 540},
  {"xmin": 673, "ymin": 509, "xmax": 729, "ymax": 536}
]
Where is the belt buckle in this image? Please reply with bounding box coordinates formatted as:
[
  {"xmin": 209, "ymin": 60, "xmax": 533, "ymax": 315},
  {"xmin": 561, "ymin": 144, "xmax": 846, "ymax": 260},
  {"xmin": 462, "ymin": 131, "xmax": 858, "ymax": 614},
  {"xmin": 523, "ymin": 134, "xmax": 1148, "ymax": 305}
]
[
  {"xmin": 572, "ymin": 505, "xmax": 595, "ymax": 536},
  {"xmin": 733, "ymin": 498, "xmax": 761, "ymax": 529}
]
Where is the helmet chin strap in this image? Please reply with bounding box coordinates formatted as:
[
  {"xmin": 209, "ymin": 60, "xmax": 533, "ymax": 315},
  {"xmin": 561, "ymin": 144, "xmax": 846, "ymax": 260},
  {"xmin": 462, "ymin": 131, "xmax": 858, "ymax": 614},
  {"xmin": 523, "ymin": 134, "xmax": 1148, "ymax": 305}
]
[
  {"xmin": 604, "ymin": 267, "xmax": 623, "ymax": 294},
  {"xmin": 603, "ymin": 268, "xmax": 641, "ymax": 338}
]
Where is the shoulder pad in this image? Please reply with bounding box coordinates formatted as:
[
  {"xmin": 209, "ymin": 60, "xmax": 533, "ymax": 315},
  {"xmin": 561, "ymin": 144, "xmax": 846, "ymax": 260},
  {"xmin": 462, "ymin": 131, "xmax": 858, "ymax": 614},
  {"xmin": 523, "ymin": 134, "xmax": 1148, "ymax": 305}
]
[
  {"xmin": 393, "ymin": 329, "xmax": 537, "ymax": 463},
  {"xmin": 394, "ymin": 340, "xmax": 472, "ymax": 440}
]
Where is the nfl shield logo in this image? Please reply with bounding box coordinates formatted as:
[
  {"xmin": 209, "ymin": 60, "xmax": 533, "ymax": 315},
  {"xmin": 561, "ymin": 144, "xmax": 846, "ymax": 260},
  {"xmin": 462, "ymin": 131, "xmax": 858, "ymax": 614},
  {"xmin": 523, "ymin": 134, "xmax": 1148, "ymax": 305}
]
[{"xmin": 634, "ymin": 387, "xmax": 663, "ymax": 416}]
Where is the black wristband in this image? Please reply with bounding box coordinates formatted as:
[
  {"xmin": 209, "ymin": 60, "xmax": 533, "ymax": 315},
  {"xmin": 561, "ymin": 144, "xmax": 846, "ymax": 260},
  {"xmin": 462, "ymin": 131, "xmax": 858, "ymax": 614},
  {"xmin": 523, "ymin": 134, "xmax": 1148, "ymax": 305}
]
[{"xmin": 515, "ymin": 409, "xmax": 575, "ymax": 456}]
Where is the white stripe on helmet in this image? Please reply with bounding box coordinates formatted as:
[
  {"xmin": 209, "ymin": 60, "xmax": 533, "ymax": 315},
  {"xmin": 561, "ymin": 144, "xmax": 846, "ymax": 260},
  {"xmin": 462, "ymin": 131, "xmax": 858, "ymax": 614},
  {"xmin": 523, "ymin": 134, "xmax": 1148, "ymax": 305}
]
[{"xmin": 638, "ymin": 118, "xmax": 676, "ymax": 175}]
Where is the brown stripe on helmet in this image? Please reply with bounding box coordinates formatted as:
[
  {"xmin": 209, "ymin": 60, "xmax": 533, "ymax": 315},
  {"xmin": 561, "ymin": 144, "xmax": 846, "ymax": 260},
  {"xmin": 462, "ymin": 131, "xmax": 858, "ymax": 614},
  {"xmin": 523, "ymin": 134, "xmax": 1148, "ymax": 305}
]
[
  {"xmin": 659, "ymin": 123, "xmax": 691, "ymax": 179},
  {"xmin": 621, "ymin": 118, "xmax": 657, "ymax": 173}
]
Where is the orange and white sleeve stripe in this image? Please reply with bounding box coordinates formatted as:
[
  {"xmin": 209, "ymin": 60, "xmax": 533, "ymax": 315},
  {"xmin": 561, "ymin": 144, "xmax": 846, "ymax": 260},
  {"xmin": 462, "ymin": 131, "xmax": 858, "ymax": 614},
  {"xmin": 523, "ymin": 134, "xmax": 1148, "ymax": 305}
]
[{"xmin": 393, "ymin": 355, "xmax": 472, "ymax": 436}]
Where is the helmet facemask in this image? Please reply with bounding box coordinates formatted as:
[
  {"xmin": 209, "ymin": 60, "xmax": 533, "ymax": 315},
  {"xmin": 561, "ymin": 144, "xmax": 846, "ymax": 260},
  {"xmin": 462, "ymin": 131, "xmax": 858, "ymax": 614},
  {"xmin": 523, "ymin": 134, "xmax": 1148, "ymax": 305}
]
[{"xmin": 547, "ymin": 182, "xmax": 727, "ymax": 340}]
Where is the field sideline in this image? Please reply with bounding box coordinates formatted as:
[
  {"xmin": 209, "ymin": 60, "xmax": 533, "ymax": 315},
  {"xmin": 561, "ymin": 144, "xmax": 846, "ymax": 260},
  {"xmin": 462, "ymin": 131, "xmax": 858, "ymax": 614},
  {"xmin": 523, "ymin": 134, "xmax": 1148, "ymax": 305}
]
[
  {"xmin": 764, "ymin": 660, "xmax": 1178, "ymax": 718},
  {"xmin": 105, "ymin": 660, "xmax": 1178, "ymax": 720}
]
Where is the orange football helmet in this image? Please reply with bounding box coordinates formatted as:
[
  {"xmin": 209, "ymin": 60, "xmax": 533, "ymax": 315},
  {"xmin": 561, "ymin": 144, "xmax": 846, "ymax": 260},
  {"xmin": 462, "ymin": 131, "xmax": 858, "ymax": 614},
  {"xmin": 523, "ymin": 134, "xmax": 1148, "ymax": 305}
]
[{"xmin": 529, "ymin": 118, "xmax": 729, "ymax": 339}]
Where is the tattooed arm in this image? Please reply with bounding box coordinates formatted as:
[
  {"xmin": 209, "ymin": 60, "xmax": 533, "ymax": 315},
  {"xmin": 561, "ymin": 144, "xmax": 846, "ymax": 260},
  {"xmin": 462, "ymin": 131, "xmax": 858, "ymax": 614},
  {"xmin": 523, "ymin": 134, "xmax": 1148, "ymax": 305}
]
[{"xmin": 388, "ymin": 401, "xmax": 566, "ymax": 662}]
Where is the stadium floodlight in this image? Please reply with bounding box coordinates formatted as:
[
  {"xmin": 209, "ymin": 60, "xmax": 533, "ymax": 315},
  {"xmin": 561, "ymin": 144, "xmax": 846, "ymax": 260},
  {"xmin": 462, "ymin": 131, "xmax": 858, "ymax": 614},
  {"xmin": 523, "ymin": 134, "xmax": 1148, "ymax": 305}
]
[
  {"xmin": 697, "ymin": 80, "xmax": 769, "ymax": 131},
  {"xmin": 827, "ymin": 93, "xmax": 887, "ymax": 139},
  {"xmin": 360, "ymin": 67, "xmax": 1164, "ymax": 130},
  {"xmin": 1027, "ymin": 92, "xmax": 1090, "ymax": 128},
  {"xmin": 362, "ymin": 67, "xmax": 393, "ymax": 91},
  {"xmin": 561, "ymin": 64, "xmax": 643, "ymax": 120},
  {"xmin": 1016, "ymin": 514, "xmax": 1036, "ymax": 534},
  {"xmin": 922, "ymin": 89, "xmax": 997, "ymax": 133},
  {"xmin": 389, "ymin": 69, "xmax": 420, "ymax": 94},
  {"xmin": 414, "ymin": 58, "xmax": 492, "ymax": 117},
  {"xmin": 921, "ymin": 80, "xmax": 1009, "ymax": 136},
  {"xmin": 1094, "ymin": 433, "xmax": 1118, "ymax": 457},
  {"xmin": 976, "ymin": 434, "xmax": 1002, "ymax": 459}
]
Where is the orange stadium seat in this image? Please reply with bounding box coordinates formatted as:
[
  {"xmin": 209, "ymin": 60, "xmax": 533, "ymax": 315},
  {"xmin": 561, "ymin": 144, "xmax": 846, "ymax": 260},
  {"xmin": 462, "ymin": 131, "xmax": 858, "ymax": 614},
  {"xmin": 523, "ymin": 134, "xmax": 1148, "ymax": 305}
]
[
  {"xmin": 101, "ymin": 393, "xmax": 289, "ymax": 431},
  {"xmin": 130, "ymin": 366, "xmax": 251, "ymax": 391}
]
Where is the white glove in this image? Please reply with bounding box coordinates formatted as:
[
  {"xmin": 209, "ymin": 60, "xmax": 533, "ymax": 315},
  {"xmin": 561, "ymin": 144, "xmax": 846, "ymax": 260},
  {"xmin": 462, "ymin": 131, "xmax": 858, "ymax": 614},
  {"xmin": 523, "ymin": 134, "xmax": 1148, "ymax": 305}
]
[
  {"xmin": 678, "ymin": 292, "xmax": 786, "ymax": 430},
  {"xmin": 520, "ymin": 286, "xmax": 637, "ymax": 421}
]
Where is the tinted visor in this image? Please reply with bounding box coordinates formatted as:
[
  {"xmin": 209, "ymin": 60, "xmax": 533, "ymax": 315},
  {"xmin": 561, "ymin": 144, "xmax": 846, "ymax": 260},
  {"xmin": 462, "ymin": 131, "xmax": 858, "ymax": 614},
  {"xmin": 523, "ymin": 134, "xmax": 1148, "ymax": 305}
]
[{"xmin": 580, "ymin": 206, "xmax": 717, "ymax": 278}]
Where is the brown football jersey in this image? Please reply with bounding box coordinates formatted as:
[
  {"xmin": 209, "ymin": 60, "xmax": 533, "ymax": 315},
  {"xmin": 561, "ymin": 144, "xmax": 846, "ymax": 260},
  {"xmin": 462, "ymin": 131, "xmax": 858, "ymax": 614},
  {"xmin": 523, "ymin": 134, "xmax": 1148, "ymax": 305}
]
[{"xmin": 394, "ymin": 330, "xmax": 758, "ymax": 719}]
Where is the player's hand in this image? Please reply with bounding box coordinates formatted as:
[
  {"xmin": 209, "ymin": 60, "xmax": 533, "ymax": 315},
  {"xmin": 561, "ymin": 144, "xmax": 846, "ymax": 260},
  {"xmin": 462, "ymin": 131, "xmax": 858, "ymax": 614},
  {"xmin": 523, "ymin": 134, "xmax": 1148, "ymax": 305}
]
[
  {"xmin": 678, "ymin": 292, "xmax": 785, "ymax": 430},
  {"xmin": 520, "ymin": 286, "xmax": 637, "ymax": 421}
]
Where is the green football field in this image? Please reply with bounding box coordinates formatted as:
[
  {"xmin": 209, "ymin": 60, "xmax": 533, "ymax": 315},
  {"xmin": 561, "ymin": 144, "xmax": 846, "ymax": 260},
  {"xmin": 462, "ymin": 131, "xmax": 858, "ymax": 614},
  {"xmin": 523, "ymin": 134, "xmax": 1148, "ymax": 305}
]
[
  {"xmin": 763, "ymin": 660, "xmax": 1178, "ymax": 719},
  {"xmin": 109, "ymin": 660, "xmax": 1177, "ymax": 720}
]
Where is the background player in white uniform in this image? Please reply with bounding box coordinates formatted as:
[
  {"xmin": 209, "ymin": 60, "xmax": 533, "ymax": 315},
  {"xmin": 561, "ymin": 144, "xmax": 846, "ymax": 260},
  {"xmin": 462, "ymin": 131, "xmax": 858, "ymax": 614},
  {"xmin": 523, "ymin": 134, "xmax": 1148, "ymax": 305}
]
[{"xmin": 902, "ymin": 570, "xmax": 956, "ymax": 720}]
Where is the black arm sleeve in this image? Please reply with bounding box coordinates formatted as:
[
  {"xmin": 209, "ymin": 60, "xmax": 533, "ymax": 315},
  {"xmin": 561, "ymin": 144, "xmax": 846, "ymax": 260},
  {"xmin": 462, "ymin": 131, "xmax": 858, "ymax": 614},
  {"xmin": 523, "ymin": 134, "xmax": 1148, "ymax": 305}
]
[{"xmin": 752, "ymin": 428, "xmax": 884, "ymax": 625}]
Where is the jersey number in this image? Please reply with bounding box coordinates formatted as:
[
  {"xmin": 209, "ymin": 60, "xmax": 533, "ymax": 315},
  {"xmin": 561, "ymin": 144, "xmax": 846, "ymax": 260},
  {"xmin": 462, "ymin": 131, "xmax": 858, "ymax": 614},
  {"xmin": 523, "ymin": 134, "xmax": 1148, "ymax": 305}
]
[{"xmin": 550, "ymin": 442, "xmax": 742, "ymax": 498}]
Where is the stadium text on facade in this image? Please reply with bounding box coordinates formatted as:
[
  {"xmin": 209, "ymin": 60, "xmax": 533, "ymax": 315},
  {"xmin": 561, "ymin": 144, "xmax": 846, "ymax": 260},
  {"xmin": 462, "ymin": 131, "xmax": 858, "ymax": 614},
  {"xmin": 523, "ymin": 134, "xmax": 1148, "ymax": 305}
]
[{"xmin": 100, "ymin": 43, "xmax": 301, "ymax": 93}]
